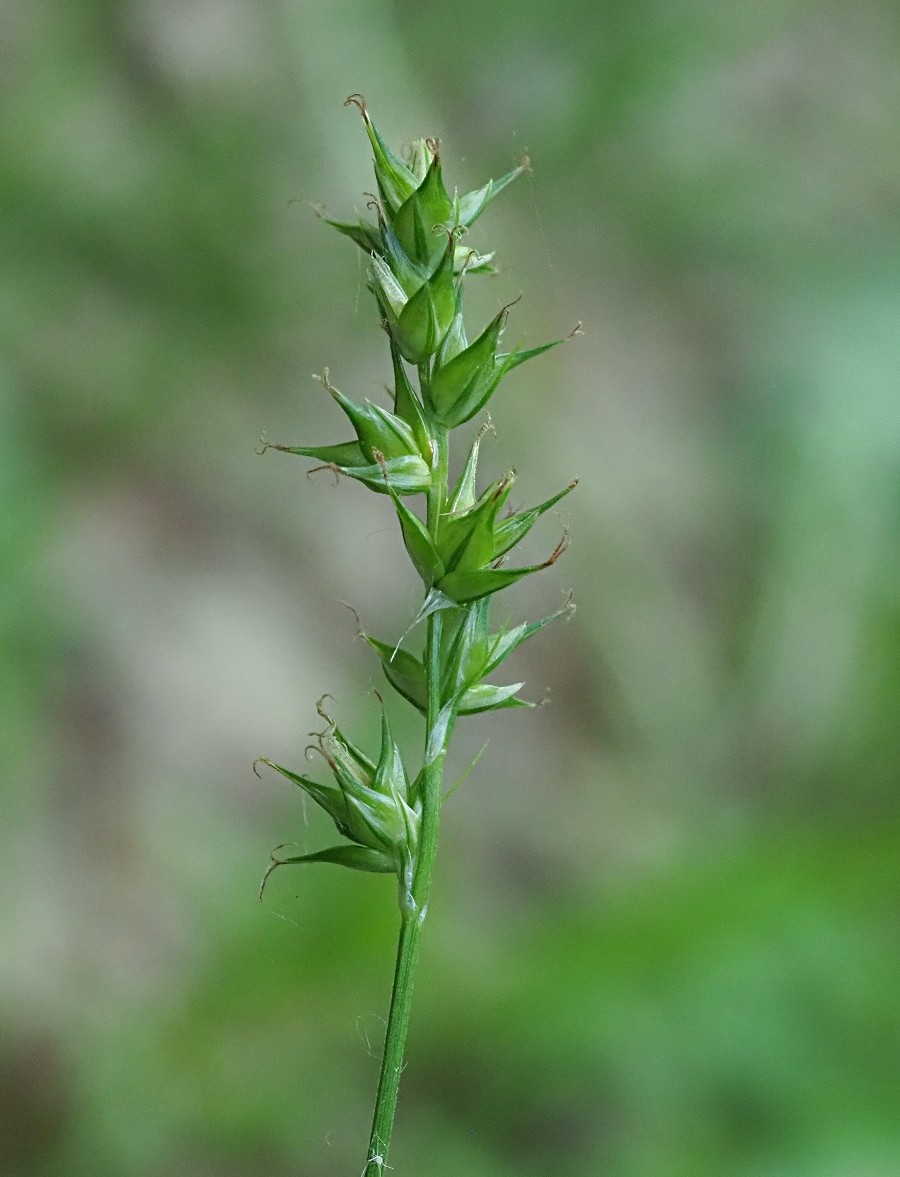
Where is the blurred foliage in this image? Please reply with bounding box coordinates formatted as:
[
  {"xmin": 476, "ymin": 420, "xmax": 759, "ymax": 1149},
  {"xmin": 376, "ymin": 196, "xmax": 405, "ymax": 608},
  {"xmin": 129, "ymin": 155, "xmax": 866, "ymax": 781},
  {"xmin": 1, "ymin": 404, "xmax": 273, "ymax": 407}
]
[{"xmin": 2, "ymin": 0, "xmax": 899, "ymax": 1174}]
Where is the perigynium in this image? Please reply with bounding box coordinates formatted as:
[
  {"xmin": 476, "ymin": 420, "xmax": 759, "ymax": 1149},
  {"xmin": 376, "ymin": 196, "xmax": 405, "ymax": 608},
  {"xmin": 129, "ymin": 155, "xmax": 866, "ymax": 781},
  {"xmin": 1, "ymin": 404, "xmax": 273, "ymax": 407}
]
[{"xmin": 256, "ymin": 94, "xmax": 577, "ymax": 1177}]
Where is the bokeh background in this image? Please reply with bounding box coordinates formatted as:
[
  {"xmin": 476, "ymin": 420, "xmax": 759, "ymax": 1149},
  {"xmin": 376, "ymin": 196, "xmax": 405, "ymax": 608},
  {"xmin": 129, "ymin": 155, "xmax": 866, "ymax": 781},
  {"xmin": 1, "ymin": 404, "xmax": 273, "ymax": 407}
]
[{"xmin": 2, "ymin": 1, "xmax": 899, "ymax": 1174}]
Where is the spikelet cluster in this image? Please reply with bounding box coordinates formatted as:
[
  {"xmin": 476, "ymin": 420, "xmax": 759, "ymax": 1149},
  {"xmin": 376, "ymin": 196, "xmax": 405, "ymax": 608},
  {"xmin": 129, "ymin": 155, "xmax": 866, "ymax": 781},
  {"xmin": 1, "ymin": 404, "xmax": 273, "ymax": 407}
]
[{"xmin": 258, "ymin": 96, "xmax": 575, "ymax": 911}]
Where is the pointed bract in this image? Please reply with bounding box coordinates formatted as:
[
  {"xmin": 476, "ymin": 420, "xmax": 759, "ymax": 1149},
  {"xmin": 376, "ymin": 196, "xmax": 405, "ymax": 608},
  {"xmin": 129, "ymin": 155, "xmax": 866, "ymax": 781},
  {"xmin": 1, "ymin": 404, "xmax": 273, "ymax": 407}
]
[
  {"xmin": 437, "ymin": 531, "xmax": 569, "ymax": 604},
  {"xmin": 317, "ymin": 210, "xmax": 382, "ymax": 254},
  {"xmin": 345, "ymin": 94, "xmax": 419, "ymax": 214},
  {"xmin": 394, "ymin": 151, "xmax": 455, "ymax": 269},
  {"xmin": 389, "ymin": 341, "xmax": 433, "ymax": 462},
  {"xmin": 492, "ymin": 479, "xmax": 578, "ymax": 558},
  {"xmin": 261, "ymin": 440, "xmax": 430, "ymax": 496},
  {"xmin": 457, "ymin": 155, "xmax": 530, "ymax": 227}
]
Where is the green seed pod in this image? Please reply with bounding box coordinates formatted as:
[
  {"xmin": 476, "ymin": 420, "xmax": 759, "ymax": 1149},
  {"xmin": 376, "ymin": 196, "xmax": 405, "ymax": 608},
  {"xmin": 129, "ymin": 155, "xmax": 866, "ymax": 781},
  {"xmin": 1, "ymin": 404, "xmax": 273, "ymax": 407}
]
[
  {"xmin": 393, "ymin": 231, "xmax": 458, "ymax": 364},
  {"xmin": 369, "ymin": 232, "xmax": 458, "ymax": 365},
  {"xmin": 436, "ymin": 472, "xmax": 515, "ymax": 575},
  {"xmin": 370, "ymin": 199, "xmax": 429, "ymax": 299},
  {"xmin": 364, "ymin": 638, "xmax": 526, "ymax": 716},
  {"xmin": 262, "ymin": 845, "xmax": 394, "ymax": 887},
  {"xmin": 434, "ymin": 308, "xmax": 468, "ymax": 370},
  {"xmin": 393, "ymin": 149, "xmax": 454, "ymax": 270},
  {"xmin": 438, "ymin": 597, "xmax": 539, "ymax": 712},
  {"xmin": 432, "ymin": 473, "xmax": 575, "ymax": 603},
  {"xmin": 369, "ymin": 251, "xmax": 408, "ymax": 320},
  {"xmin": 428, "ymin": 304, "xmax": 511, "ymax": 426},
  {"xmin": 359, "ymin": 634, "xmax": 430, "ymax": 712},
  {"xmin": 321, "ymin": 201, "xmax": 493, "ymax": 278},
  {"xmin": 265, "ymin": 442, "xmax": 430, "ymax": 496},
  {"xmin": 492, "ymin": 478, "xmax": 579, "ymax": 558},
  {"xmin": 321, "ymin": 373, "xmax": 420, "ymax": 464},
  {"xmin": 446, "ymin": 422, "xmax": 493, "ymax": 513},
  {"xmin": 429, "ymin": 301, "xmax": 568, "ymax": 428},
  {"xmin": 381, "ymin": 448, "xmax": 575, "ymax": 602},
  {"xmin": 477, "ymin": 593, "xmax": 575, "ymax": 678}
]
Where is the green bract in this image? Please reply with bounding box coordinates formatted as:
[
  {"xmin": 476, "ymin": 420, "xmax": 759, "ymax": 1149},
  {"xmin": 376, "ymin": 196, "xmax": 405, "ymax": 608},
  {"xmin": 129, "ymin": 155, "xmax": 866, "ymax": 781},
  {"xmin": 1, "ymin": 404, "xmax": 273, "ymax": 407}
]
[{"xmin": 256, "ymin": 98, "xmax": 577, "ymax": 1177}]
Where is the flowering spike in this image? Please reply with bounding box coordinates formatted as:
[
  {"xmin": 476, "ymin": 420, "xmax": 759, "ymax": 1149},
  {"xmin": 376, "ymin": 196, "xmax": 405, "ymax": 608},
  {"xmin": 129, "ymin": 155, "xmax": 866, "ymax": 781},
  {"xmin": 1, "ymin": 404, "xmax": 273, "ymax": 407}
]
[{"xmin": 256, "ymin": 102, "xmax": 577, "ymax": 1177}]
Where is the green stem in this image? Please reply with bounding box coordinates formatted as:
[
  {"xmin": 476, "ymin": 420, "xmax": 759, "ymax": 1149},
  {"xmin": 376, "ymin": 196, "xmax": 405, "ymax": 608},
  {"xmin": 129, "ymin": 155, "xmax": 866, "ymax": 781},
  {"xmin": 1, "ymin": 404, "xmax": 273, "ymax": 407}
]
[{"xmin": 364, "ymin": 422, "xmax": 449, "ymax": 1176}]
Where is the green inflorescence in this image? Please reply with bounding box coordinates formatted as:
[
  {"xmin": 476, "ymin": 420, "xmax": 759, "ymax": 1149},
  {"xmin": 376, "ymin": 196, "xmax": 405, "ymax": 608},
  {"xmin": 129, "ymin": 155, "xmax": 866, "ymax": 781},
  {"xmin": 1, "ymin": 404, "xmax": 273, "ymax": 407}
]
[{"xmin": 256, "ymin": 94, "xmax": 576, "ymax": 1177}]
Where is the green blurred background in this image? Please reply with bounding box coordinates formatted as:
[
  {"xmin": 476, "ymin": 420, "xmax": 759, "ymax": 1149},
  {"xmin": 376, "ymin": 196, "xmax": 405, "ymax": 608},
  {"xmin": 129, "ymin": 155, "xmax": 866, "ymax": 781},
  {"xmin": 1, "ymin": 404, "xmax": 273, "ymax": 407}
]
[{"xmin": 2, "ymin": 1, "xmax": 899, "ymax": 1174}]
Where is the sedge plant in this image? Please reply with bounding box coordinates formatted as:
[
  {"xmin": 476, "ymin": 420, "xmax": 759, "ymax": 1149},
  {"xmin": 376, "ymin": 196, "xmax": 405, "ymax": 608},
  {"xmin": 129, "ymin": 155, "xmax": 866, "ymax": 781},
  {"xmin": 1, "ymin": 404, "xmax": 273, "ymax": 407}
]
[{"xmin": 256, "ymin": 95, "xmax": 577, "ymax": 1177}]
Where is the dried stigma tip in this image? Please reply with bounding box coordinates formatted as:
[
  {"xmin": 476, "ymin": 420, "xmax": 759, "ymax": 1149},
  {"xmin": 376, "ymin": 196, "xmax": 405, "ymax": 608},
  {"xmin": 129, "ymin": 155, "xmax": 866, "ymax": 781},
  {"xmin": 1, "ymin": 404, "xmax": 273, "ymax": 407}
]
[
  {"xmin": 314, "ymin": 694, "xmax": 337, "ymax": 729},
  {"xmin": 340, "ymin": 600, "xmax": 367, "ymax": 639},
  {"xmin": 344, "ymin": 93, "xmax": 369, "ymax": 118}
]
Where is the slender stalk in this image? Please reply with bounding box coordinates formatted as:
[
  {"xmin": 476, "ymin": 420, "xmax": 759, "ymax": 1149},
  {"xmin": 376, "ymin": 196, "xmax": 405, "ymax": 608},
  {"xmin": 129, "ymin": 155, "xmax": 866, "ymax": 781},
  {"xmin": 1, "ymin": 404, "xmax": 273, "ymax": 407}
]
[{"xmin": 364, "ymin": 422, "xmax": 449, "ymax": 1175}]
